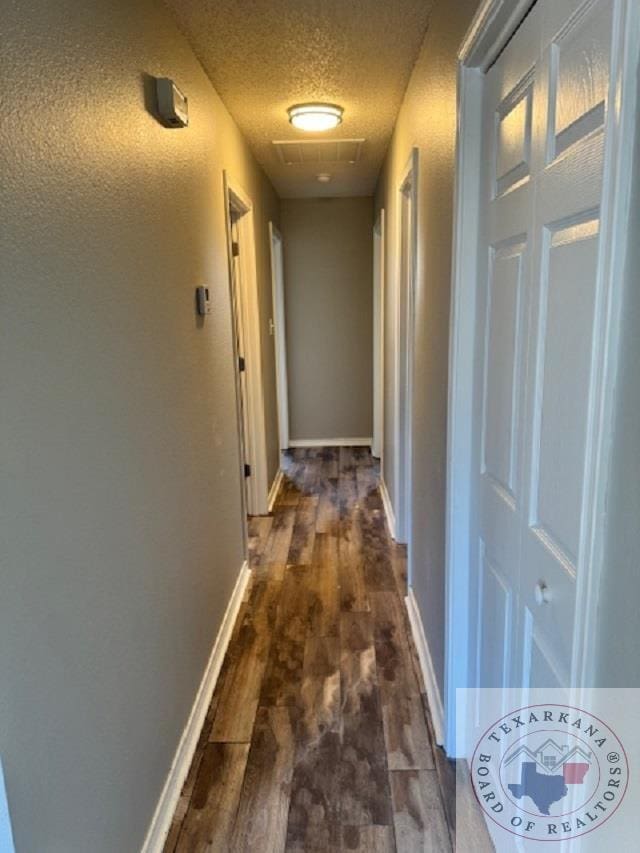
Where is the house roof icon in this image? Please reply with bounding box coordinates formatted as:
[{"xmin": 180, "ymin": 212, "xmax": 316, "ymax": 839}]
[
  {"xmin": 504, "ymin": 740, "xmax": 592, "ymax": 775},
  {"xmin": 535, "ymin": 739, "xmax": 569, "ymax": 767}
]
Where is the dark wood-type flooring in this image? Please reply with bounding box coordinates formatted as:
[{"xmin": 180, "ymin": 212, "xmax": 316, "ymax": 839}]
[{"xmin": 164, "ymin": 448, "xmax": 458, "ymax": 852}]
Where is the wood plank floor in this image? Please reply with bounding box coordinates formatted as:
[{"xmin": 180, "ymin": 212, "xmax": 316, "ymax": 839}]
[{"xmin": 164, "ymin": 448, "xmax": 457, "ymax": 852}]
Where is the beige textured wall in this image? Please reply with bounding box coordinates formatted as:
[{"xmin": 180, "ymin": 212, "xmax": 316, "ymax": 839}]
[
  {"xmin": 0, "ymin": 0, "xmax": 279, "ymax": 849},
  {"xmin": 281, "ymin": 197, "xmax": 374, "ymax": 441},
  {"xmin": 374, "ymin": 0, "xmax": 481, "ymax": 695}
]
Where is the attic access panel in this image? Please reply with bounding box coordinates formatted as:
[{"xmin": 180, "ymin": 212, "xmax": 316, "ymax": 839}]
[{"xmin": 272, "ymin": 138, "xmax": 365, "ymax": 166}]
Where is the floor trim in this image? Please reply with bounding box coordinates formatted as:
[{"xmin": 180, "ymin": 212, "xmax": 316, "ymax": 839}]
[
  {"xmin": 379, "ymin": 477, "xmax": 396, "ymax": 541},
  {"xmin": 141, "ymin": 560, "xmax": 251, "ymax": 853},
  {"xmin": 288, "ymin": 438, "xmax": 372, "ymax": 448},
  {"xmin": 267, "ymin": 469, "xmax": 284, "ymax": 513},
  {"xmin": 0, "ymin": 761, "xmax": 15, "ymax": 853},
  {"xmin": 405, "ymin": 587, "xmax": 446, "ymax": 747}
]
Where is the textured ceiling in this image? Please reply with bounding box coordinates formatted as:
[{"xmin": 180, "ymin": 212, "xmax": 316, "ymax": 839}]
[{"xmin": 165, "ymin": 0, "xmax": 434, "ymax": 197}]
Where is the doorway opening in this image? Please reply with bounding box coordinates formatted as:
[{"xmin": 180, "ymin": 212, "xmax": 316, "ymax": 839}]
[{"xmin": 224, "ymin": 173, "xmax": 269, "ymax": 519}]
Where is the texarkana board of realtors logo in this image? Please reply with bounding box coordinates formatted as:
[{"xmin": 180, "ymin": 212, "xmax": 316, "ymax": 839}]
[{"xmin": 470, "ymin": 704, "xmax": 629, "ymax": 842}]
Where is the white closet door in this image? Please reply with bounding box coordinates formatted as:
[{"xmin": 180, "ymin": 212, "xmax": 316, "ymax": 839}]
[{"xmin": 474, "ymin": 0, "xmax": 616, "ymax": 694}]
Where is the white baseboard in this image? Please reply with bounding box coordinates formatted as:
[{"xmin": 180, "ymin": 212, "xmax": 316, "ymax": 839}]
[
  {"xmin": 405, "ymin": 587, "xmax": 445, "ymax": 747},
  {"xmin": 379, "ymin": 477, "xmax": 396, "ymax": 541},
  {"xmin": 0, "ymin": 761, "xmax": 15, "ymax": 853},
  {"xmin": 141, "ymin": 560, "xmax": 251, "ymax": 853},
  {"xmin": 267, "ymin": 469, "xmax": 284, "ymax": 513},
  {"xmin": 288, "ymin": 437, "xmax": 372, "ymax": 448}
]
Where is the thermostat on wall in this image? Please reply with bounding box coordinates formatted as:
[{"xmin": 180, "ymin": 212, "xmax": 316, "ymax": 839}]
[{"xmin": 156, "ymin": 78, "xmax": 189, "ymax": 128}]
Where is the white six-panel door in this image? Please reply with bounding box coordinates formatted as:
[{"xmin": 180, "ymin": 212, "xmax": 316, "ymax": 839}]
[{"xmin": 475, "ymin": 0, "xmax": 616, "ymax": 692}]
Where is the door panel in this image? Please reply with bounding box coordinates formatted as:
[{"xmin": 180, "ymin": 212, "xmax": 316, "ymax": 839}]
[
  {"xmin": 481, "ymin": 243, "xmax": 525, "ymax": 500},
  {"xmin": 531, "ymin": 219, "xmax": 600, "ymax": 562},
  {"xmin": 495, "ymin": 76, "xmax": 534, "ymax": 196},
  {"xmin": 527, "ymin": 623, "xmax": 564, "ymax": 689},
  {"xmin": 548, "ymin": 0, "xmax": 612, "ymax": 157},
  {"xmin": 478, "ymin": 544, "xmax": 513, "ymax": 689}
]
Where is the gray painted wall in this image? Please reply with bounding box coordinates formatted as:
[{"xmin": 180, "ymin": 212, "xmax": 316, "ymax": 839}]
[
  {"xmin": 0, "ymin": 0, "xmax": 279, "ymax": 849},
  {"xmin": 374, "ymin": 0, "xmax": 481, "ymax": 696},
  {"xmin": 281, "ymin": 197, "xmax": 374, "ymax": 442}
]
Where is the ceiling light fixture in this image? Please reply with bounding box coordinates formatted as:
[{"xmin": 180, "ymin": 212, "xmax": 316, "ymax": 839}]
[
  {"xmin": 288, "ymin": 102, "xmax": 343, "ymax": 132},
  {"xmin": 317, "ymin": 173, "xmax": 332, "ymax": 183}
]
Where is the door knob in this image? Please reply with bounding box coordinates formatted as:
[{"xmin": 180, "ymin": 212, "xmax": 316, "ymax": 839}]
[{"xmin": 534, "ymin": 582, "xmax": 551, "ymax": 606}]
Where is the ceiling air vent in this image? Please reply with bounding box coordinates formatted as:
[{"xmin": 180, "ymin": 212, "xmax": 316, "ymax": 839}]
[{"xmin": 272, "ymin": 139, "xmax": 365, "ymax": 166}]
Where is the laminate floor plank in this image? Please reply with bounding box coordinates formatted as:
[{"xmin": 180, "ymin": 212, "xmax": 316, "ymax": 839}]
[
  {"xmin": 174, "ymin": 742, "xmax": 250, "ymax": 852},
  {"xmin": 260, "ymin": 506, "xmax": 296, "ymax": 568},
  {"xmin": 286, "ymin": 727, "xmax": 342, "ymax": 851},
  {"xmin": 285, "ymin": 635, "xmax": 342, "ymax": 847},
  {"xmin": 358, "ymin": 509, "xmax": 397, "ymax": 592},
  {"xmin": 164, "ymin": 449, "xmax": 467, "ymax": 852},
  {"xmin": 390, "ymin": 544, "xmax": 408, "ymax": 598},
  {"xmin": 260, "ymin": 565, "xmax": 312, "ymax": 707},
  {"xmin": 454, "ymin": 761, "xmax": 495, "ymax": 851},
  {"xmin": 278, "ymin": 457, "xmax": 303, "ymax": 507},
  {"xmin": 338, "ymin": 513, "xmax": 370, "ymax": 613},
  {"xmin": 340, "ymin": 612, "xmax": 393, "ymax": 827},
  {"xmin": 390, "ymin": 770, "xmax": 452, "ymax": 852},
  {"xmin": 371, "ymin": 593, "xmax": 433, "ymax": 771},
  {"xmin": 341, "ymin": 825, "xmax": 396, "ymax": 852},
  {"xmin": 248, "ymin": 515, "xmax": 273, "ymax": 570},
  {"xmin": 381, "ymin": 692, "xmax": 435, "ymax": 772},
  {"xmin": 370, "ymin": 590, "xmax": 410, "ymax": 650},
  {"xmin": 302, "ymin": 449, "xmax": 322, "ymax": 494},
  {"xmin": 320, "ymin": 447, "xmax": 339, "ymax": 481},
  {"xmin": 338, "ymin": 448, "xmax": 359, "ymax": 515},
  {"xmin": 316, "ymin": 476, "xmax": 339, "ymax": 535},
  {"xmin": 309, "ymin": 533, "xmax": 340, "ymax": 638},
  {"xmin": 355, "ymin": 458, "xmax": 379, "ymax": 504},
  {"xmin": 230, "ymin": 706, "xmax": 297, "ymax": 852},
  {"xmin": 297, "ymin": 635, "xmax": 341, "ymax": 746},
  {"xmin": 287, "ymin": 495, "xmax": 319, "ymax": 565},
  {"xmin": 209, "ymin": 573, "xmax": 282, "ymax": 742}
]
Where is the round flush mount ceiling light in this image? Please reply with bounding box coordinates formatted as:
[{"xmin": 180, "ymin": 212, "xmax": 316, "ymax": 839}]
[
  {"xmin": 317, "ymin": 173, "xmax": 332, "ymax": 183},
  {"xmin": 288, "ymin": 102, "xmax": 343, "ymax": 132}
]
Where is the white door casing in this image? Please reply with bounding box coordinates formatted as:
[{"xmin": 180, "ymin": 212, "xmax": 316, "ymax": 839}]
[
  {"xmin": 446, "ymin": 0, "xmax": 639, "ymax": 755},
  {"xmin": 269, "ymin": 222, "xmax": 289, "ymax": 451},
  {"xmin": 372, "ymin": 210, "xmax": 385, "ymax": 461},
  {"xmin": 394, "ymin": 149, "xmax": 418, "ymax": 549},
  {"xmin": 224, "ymin": 173, "xmax": 269, "ymax": 518},
  {"xmin": 230, "ymin": 215, "xmax": 251, "ymax": 521}
]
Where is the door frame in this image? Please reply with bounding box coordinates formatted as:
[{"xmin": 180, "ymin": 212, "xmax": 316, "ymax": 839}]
[
  {"xmin": 224, "ymin": 172, "xmax": 269, "ymax": 517},
  {"xmin": 394, "ymin": 149, "xmax": 419, "ymax": 549},
  {"xmin": 372, "ymin": 209, "xmax": 385, "ymax": 462},
  {"xmin": 269, "ymin": 222, "xmax": 289, "ymax": 451},
  {"xmin": 445, "ymin": 0, "xmax": 640, "ymax": 756}
]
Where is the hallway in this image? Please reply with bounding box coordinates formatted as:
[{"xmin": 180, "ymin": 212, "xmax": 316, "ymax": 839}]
[
  {"xmin": 164, "ymin": 448, "xmax": 455, "ymax": 851},
  {"xmin": 5, "ymin": 0, "xmax": 639, "ymax": 847}
]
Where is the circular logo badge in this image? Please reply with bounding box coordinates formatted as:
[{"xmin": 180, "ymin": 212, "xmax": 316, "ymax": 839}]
[{"xmin": 470, "ymin": 704, "xmax": 629, "ymax": 842}]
